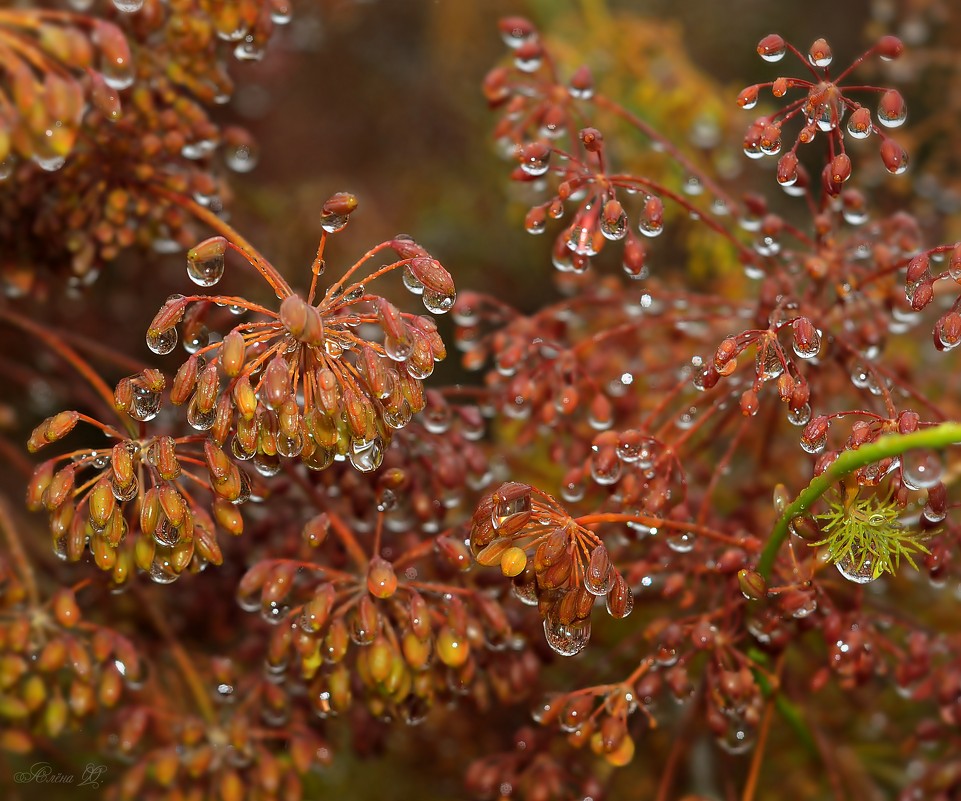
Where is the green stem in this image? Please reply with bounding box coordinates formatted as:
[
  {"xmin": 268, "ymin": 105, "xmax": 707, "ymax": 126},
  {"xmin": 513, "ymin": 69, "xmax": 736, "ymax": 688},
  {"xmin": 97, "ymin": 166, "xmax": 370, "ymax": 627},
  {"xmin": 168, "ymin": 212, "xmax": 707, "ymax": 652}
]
[
  {"xmin": 759, "ymin": 422, "xmax": 961, "ymax": 578},
  {"xmin": 747, "ymin": 647, "xmax": 817, "ymax": 758}
]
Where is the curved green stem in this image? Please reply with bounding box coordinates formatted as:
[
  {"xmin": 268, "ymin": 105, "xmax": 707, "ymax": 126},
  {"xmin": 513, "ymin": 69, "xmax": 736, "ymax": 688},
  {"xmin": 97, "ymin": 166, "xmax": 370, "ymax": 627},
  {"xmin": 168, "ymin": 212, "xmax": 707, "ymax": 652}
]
[{"xmin": 759, "ymin": 422, "xmax": 961, "ymax": 578}]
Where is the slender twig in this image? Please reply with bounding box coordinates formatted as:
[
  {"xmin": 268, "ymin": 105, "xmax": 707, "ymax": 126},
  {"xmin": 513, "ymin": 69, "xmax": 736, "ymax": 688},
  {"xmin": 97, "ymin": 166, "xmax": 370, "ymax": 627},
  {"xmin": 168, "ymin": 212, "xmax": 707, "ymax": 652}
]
[{"xmin": 0, "ymin": 495, "xmax": 39, "ymax": 608}]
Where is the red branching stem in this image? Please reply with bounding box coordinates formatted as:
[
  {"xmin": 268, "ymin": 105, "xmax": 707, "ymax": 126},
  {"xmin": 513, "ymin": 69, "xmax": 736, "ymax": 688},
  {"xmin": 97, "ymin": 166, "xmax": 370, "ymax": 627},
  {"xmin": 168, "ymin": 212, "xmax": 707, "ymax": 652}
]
[
  {"xmin": 0, "ymin": 307, "xmax": 127, "ymax": 430},
  {"xmin": 592, "ymin": 94, "xmax": 735, "ymax": 208},
  {"xmin": 147, "ymin": 184, "xmax": 293, "ymax": 299}
]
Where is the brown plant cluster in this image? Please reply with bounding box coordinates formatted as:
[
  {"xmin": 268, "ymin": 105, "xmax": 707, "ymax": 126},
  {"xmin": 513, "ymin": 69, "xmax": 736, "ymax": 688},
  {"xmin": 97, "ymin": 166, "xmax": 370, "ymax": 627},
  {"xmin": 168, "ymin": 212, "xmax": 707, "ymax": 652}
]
[
  {"xmin": 3, "ymin": 4, "xmax": 961, "ymax": 801},
  {"xmin": 0, "ymin": 0, "xmax": 282, "ymax": 296}
]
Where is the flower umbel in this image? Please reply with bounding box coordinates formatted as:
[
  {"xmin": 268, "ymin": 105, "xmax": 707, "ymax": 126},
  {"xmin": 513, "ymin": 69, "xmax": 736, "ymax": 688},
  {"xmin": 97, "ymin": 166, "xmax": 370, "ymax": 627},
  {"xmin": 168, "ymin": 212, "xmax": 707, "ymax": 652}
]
[{"xmin": 812, "ymin": 485, "xmax": 930, "ymax": 582}]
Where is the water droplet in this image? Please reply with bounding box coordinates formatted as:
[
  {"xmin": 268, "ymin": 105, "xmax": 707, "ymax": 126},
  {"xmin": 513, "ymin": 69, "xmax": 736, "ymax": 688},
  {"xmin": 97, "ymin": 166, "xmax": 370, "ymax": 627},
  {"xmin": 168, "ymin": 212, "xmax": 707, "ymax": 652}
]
[
  {"xmin": 617, "ymin": 435, "xmax": 656, "ymax": 464},
  {"xmin": 320, "ymin": 210, "xmax": 349, "ymax": 233},
  {"xmin": 682, "ymin": 176, "xmax": 703, "ymax": 196},
  {"xmin": 600, "ymin": 210, "xmax": 628, "ymax": 241},
  {"xmin": 342, "ymin": 284, "xmax": 365, "ymax": 303},
  {"xmin": 491, "ymin": 490, "xmax": 531, "ymax": 531},
  {"xmin": 511, "ymin": 576, "xmax": 539, "ymax": 605},
  {"xmin": 799, "ymin": 429, "xmax": 826, "ymax": 454},
  {"xmin": 759, "ymin": 46, "xmax": 786, "ymax": 63},
  {"xmin": 187, "ymin": 253, "xmax": 225, "ymax": 287},
  {"xmin": 146, "ymin": 328, "xmax": 178, "ymax": 355},
  {"xmin": 423, "ymin": 289, "xmax": 455, "ymax": 314},
  {"xmin": 186, "ymin": 396, "xmax": 216, "ymax": 431},
  {"xmin": 666, "ymin": 531, "xmax": 696, "ymax": 553},
  {"xmin": 836, "ymin": 550, "xmax": 876, "ymax": 583},
  {"xmin": 110, "ymin": 476, "xmax": 138, "ymax": 502},
  {"xmin": 923, "ymin": 502, "xmax": 946, "ymax": 524},
  {"xmin": 638, "ymin": 218, "xmax": 664, "ymax": 238},
  {"xmin": 183, "ymin": 326, "xmax": 209, "ymax": 354},
  {"xmin": 755, "ymin": 347, "xmax": 783, "ymax": 381},
  {"xmin": 277, "ymin": 433, "xmax": 304, "ymax": 458},
  {"xmin": 901, "ymin": 450, "xmax": 942, "ymax": 490},
  {"xmin": 877, "ymin": 102, "xmax": 906, "ymax": 129},
  {"xmin": 787, "ymin": 404, "xmax": 811, "ymax": 427},
  {"xmin": 590, "ymin": 447, "xmax": 622, "ymax": 485},
  {"xmin": 401, "ymin": 266, "xmax": 425, "ymax": 295},
  {"xmin": 35, "ymin": 154, "xmax": 66, "ymax": 172},
  {"xmin": 514, "ymin": 51, "xmax": 542, "ymax": 72},
  {"xmin": 383, "ymin": 400, "xmax": 413, "ymax": 429},
  {"xmin": 384, "ymin": 334, "xmax": 412, "ymax": 362},
  {"xmin": 349, "ymin": 437, "xmax": 384, "ymax": 473},
  {"xmin": 101, "ymin": 62, "xmax": 134, "ymax": 91},
  {"xmin": 543, "ymin": 615, "xmax": 591, "ymax": 657},
  {"xmin": 148, "ymin": 556, "xmax": 179, "ymax": 584},
  {"xmin": 130, "ymin": 386, "xmax": 161, "ymax": 422},
  {"xmin": 846, "ymin": 117, "xmax": 871, "ymax": 140},
  {"xmin": 234, "ymin": 36, "xmax": 265, "ymax": 62},
  {"xmin": 717, "ymin": 713, "xmax": 756, "ymax": 754},
  {"xmin": 253, "ymin": 452, "xmax": 281, "ymax": 477},
  {"xmin": 226, "ymin": 142, "xmax": 259, "ymax": 173},
  {"xmin": 566, "ymin": 225, "xmax": 598, "ymax": 256}
]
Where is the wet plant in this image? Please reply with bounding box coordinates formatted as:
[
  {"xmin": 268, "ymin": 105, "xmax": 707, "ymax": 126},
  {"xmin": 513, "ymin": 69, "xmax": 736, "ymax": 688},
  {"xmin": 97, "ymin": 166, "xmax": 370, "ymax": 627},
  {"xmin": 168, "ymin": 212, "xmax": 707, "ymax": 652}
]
[{"xmin": 3, "ymin": 3, "xmax": 961, "ymax": 801}]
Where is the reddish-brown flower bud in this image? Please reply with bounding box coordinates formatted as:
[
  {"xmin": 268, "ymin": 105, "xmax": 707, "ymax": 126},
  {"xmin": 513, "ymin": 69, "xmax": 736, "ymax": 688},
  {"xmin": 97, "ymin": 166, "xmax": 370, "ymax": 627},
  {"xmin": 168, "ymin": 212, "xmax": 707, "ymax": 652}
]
[
  {"xmin": 221, "ymin": 330, "xmax": 246, "ymax": 377},
  {"xmin": 564, "ymin": 64, "xmax": 592, "ymax": 99},
  {"xmin": 264, "ymin": 354, "xmax": 290, "ymax": 409},
  {"xmin": 27, "ymin": 411, "xmax": 79, "ymax": 452},
  {"xmin": 212, "ymin": 498, "xmax": 243, "ymax": 536},
  {"xmin": 877, "ymin": 35, "xmax": 904, "ymax": 60},
  {"xmin": 756, "ymin": 34, "xmax": 785, "ymax": 61},
  {"xmin": 408, "ymin": 257, "xmax": 455, "ymax": 297},
  {"xmin": 808, "ymin": 37, "xmax": 832, "ymax": 67},
  {"xmin": 880, "ymin": 138, "xmax": 908, "ymax": 174},
  {"xmin": 367, "ymin": 556, "xmax": 398, "ymax": 599},
  {"xmin": 737, "ymin": 85, "xmax": 759, "ymax": 109},
  {"xmin": 26, "ymin": 461, "xmax": 55, "ymax": 511},
  {"xmin": 44, "ymin": 464, "xmax": 76, "ymax": 511},
  {"xmin": 847, "ymin": 106, "xmax": 872, "ymax": 138},
  {"xmin": 740, "ymin": 389, "xmax": 759, "ymax": 417},
  {"xmin": 830, "ymin": 153, "xmax": 852, "ymax": 184},
  {"xmin": 53, "ymin": 588, "xmax": 81, "ymax": 628},
  {"xmin": 231, "ymin": 374, "xmax": 257, "ymax": 421},
  {"xmin": 280, "ymin": 295, "xmax": 325, "ymax": 346}
]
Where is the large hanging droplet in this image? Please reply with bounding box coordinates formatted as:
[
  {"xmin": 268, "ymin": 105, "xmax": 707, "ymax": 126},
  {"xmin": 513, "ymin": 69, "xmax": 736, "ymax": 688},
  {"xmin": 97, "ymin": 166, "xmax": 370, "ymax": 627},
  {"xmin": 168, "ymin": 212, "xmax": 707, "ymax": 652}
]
[{"xmin": 146, "ymin": 327, "xmax": 178, "ymax": 355}]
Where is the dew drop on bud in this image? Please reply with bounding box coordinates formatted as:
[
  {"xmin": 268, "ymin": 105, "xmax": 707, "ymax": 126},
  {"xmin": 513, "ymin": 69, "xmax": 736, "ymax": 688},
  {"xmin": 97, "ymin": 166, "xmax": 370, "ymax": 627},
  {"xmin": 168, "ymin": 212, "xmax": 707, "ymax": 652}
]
[
  {"xmin": 807, "ymin": 37, "xmax": 833, "ymax": 68},
  {"xmin": 490, "ymin": 482, "xmax": 532, "ymax": 530},
  {"xmin": 499, "ymin": 16, "xmax": 536, "ymax": 49},
  {"xmin": 111, "ymin": 0, "xmax": 144, "ymax": 13},
  {"xmin": 880, "ymin": 139, "xmax": 908, "ymax": 175},
  {"xmin": 320, "ymin": 210, "xmax": 349, "ymax": 234},
  {"xmin": 146, "ymin": 328, "xmax": 178, "ymax": 355},
  {"xmin": 423, "ymin": 289, "xmax": 456, "ymax": 315},
  {"xmin": 186, "ymin": 238, "xmax": 227, "ymax": 287},
  {"xmin": 600, "ymin": 199, "xmax": 628, "ymax": 241},
  {"xmin": 130, "ymin": 387, "xmax": 161, "ymax": 422},
  {"xmin": 348, "ymin": 437, "xmax": 385, "ymax": 473},
  {"xmin": 543, "ymin": 614, "xmax": 591, "ymax": 657},
  {"xmin": 846, "ymin": 107, "xmax": 873, "ymax": 139},
  {"xmin": 877, "ymin": 90, "xmax": 907, "ymax": 128},
  {"xmin": 519, "ymin": 141, "xmax": 551, "ymax": 176},
  {"xmin": 225, "ymin": 141, "xmax": 259, "ymax": 173},
  {"xmin": 737, "ymin": 85, "xmax": 759, "ymax": 110},
  {"xmin": 757, "ymin": 34, "xmax": 786, "ymax": 63}
]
